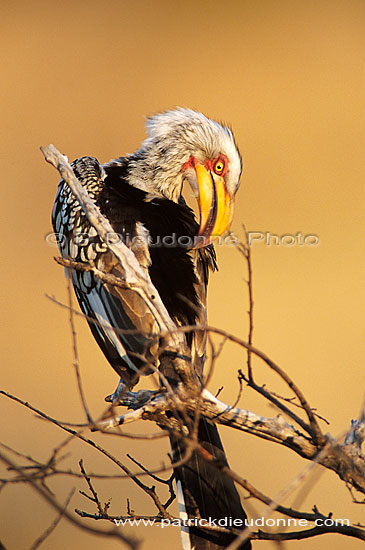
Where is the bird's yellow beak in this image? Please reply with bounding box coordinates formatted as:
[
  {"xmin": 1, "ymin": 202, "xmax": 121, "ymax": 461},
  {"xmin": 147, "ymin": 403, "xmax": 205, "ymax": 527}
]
[{"xmin": 194, "ymin": 163, "xmax": 234, "ymax": 248}]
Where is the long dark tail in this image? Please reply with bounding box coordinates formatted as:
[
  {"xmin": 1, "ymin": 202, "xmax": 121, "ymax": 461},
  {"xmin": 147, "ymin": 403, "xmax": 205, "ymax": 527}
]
[{"xmin": 170, "ymin": 418, "xmax": 251, "ymax": 550}]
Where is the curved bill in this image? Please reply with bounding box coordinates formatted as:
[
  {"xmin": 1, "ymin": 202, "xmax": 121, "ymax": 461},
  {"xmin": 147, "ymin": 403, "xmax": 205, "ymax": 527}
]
[{"xmin": 193, "ymin": 163, "xmax": 234, "ymax": 249}]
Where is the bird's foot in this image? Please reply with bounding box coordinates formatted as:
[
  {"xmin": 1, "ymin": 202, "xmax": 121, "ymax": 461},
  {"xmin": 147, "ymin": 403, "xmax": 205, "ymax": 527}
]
[{"xmin": 105, "ymin": 380, "xmax": 163, "ymax": 409}]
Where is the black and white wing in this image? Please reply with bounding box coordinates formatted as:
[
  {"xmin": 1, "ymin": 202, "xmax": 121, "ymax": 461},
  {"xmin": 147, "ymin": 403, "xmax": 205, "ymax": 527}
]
[{"xmin": 52, "ymin": 156, "xmax": 158, "ymax": 388}]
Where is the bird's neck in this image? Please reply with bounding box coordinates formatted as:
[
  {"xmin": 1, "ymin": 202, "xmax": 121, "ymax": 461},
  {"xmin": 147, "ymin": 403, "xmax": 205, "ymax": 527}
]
[{"xmin": 126, "ymin": 148, "xmax": 185, "ymax": 203}]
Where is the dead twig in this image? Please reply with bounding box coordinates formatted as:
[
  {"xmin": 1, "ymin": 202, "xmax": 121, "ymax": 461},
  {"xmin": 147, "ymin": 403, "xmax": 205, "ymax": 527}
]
[
  {"xmin": 30, "ymin": 489, "xmax": 75, "ymax": 550},
  {"xmin": 126, "ymin": 453, "xmax": 176, "ymax": 510},
  {"xmin": 79, "ymin": 459, "xmax": 104, "ymax": 516},
  {"xmin": 66, "ymin": 277, "xmax": 92, "ymax": 423},
  {"xmin": 0, "ymin": 450, "xmax": 138, "ymax": 549},
  {"xmin": 236, "ymin": 226, "xmax": 255, "ymax": 382},
  {"xmin": 238, "ymin": 370, "xmax": 326, "ymax": 433},
  {"xmin": 252, "ymin": 525, "xmax": 365, "ymax": 542}
]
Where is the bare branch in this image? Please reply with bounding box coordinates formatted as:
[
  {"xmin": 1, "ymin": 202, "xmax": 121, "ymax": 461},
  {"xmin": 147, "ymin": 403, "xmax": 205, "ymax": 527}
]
[
  {"xmin": 222, "ymin": 440, "xmax": 340, "ymax": 549},
  {"xmin": 126, "ymin": 454, "xmax": 176, "ymax": 510},
  {"xmin": 30, "ymin": 489, "xmax": 75, "ymax": 550},
  {"xmin": 236, "ymin": 226, "xmax": 254, "ymax": 381},
  {"xmin": 252, "ymin": 525, "xmax": 365, "ymax": 542},
  {"xmin": 66, "ymin": 277, "xmax": 92, "ymax": 423},
  {"xmin": 79, "ymin": 460, "xmax": 104, "ymax": 516},
  {"xmin": 204, "ymin": 326, "xmax": 323, "ymax": 442},
  {"xmin": 0, "ymin": 391, "xmax": 182, "ymax": 480},
  {"xmin": 0, "ymin": 450, "xmax": 138, "ymax": 548},
  {"xmin": 94, "ymin": 389, "xmax": 314, "ymax": 449},
  {"xmin": 93, "ymin": 387, "xmax": 365, "ymax": 495},
  {"xmin": 55, "ymin": 256, "xmax": 131, "ymax": 290},
  {"xmin": 239, "ymin": 370, "xmax": 327, "ymax": 433}
]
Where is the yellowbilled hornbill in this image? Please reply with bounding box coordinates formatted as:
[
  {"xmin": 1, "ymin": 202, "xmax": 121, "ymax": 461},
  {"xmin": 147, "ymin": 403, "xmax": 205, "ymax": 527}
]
[{"xmin": 52, "ymin": 108, "xmax": 251, "ymax": 549}]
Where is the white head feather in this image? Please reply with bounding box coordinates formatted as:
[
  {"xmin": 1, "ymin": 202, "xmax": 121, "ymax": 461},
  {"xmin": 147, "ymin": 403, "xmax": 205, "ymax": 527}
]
[{"xmin": 127, "ymin": 108, "xmax": 242, "ymax": 202}]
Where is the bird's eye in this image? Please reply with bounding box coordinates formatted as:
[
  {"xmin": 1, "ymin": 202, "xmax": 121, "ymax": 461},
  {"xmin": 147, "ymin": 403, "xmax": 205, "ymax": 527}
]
[{"xmin": 213, "ymin": 159, "xmax": 225, "ymax": 175}]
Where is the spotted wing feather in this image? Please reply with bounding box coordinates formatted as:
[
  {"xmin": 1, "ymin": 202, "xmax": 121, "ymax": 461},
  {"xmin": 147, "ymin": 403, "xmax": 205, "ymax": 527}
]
[{"xmin": 52, "ymin": 157, "xmax": 159, "ymax": 387}]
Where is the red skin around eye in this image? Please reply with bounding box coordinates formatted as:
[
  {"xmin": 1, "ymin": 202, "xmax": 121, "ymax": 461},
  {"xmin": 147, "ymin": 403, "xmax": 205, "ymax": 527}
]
[
  {"xmin": 181, "ymin": 156, "xmax": 198, "ymax": 171},
  {"xmin": 181, "ymin": 155, "xmax": 228, "ymax": 176}
]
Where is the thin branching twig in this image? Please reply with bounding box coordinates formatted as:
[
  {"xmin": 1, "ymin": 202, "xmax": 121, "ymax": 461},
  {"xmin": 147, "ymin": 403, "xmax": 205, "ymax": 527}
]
[
  {"xmin": 66, "ymin": 277, "xmax": 92, "ymax": 423},
  {"xmin": 30, "ymin": 489, "xmax": 75, "ymax": 550}
]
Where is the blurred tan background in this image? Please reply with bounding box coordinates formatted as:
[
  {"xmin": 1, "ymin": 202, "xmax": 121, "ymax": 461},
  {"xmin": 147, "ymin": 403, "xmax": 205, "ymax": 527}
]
[{"xmin": 1, "ymin": 0, "xmax": 364, "ymax": 548}]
